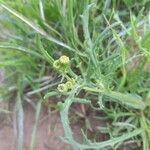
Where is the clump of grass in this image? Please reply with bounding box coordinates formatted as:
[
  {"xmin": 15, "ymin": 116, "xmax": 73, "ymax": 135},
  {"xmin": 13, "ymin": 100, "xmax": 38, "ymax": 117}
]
[{"xmin": 0, "ymin": 0, "xmax": 150, "ymax": 150}]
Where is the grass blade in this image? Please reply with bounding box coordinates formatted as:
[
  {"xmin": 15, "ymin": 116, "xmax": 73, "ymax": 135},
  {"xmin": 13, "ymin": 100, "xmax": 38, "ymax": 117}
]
[
  {"xmin": 0, "ymin": 4, "xmax": 74, "ymax": 51},
  {"xmin": 30, "ymin": 101, "xmax": 41, "ymax": 150},
  {"xmin": 15, "ymin": 94, "xmax": 24, "ymax": 150}
]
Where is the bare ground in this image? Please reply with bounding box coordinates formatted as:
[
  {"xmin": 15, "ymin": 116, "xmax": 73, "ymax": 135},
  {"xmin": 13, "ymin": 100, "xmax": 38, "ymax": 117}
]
[{"xmin": 0, "ymin": 103, "xmax": 72, "ymax": 150}]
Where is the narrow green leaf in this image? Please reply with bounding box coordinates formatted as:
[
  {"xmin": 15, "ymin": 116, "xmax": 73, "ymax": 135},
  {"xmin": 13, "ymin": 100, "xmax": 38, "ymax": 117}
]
[
  {"xmin": 30, "ymin": 102, "xmax": 41, "ymax": 150},
  {"xmin": 44, "ymin": 91, "xmax": 58, "ymax": 99},
  {"xmin": 79, "ymin": 128, "xmax": 143, "ymax": 149},
  {"xmin": 0, "ymin": 4, "xmax": 74, "ymax": 51},
  {"xmin": 37, "ymin": 36, "xmax": 54, "ymax": 65},
  {"xmin": 15, "ymin": 94, "xmax": 24, "ymax": 150},
  {"xmin": 0, "ymin": 45, "xmax": 44, "ymax": 59},
  {"xmin": 83, "ymin": 87, "xmax": 146, "ymax": 110},
  {"xmin": 105, "ymin": 91, "xmax": 146, "ymax": 110}
]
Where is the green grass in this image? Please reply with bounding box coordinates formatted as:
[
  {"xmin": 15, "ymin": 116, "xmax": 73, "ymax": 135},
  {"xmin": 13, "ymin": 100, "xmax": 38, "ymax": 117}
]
[{"xmin": 0, "ymin": 0, "xmax": 150, "ymax": 150}]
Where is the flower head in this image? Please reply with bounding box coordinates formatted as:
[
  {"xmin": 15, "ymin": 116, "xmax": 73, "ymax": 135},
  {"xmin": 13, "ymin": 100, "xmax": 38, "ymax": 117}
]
[
  {"xmin": 53, "ymin": 55, "xmax": 70, "ymax": 72},
  {"xmin": 57, "ymin": 78, "xmax": 75, "ymax": 93},
  {"xmin": 66, "ymin": 79, "xmax": 75, "ymax": 89},
  {"xmin": 57, "ymin": 83, "xmax": 68, "ymax": 92},
  {"xmin": 59, "ymin": 55, "xmax": 70, "ymax": 65}
]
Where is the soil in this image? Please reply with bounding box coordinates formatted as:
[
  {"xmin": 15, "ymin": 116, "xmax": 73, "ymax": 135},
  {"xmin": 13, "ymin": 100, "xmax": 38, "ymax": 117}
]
[
  {"xmin": 0, "ymin": 102, "xmax": 106, "ymax": 150},
  {"xmin": 0, "ymin": 103, "xmax": 72, "ymax": 150}
]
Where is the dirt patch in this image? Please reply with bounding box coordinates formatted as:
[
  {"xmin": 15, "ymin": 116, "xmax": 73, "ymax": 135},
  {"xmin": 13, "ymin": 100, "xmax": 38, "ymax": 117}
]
[
  {"xmin": 0, "ymin": 103, "xmax": 72, "ymax": 150},
  {"xmin": 0, "ymin": 120, "xmax": 14, "ymax": 150},
  {"xmin": 23, "ymin": 104, "xmax": 71, "ymax": 150}
]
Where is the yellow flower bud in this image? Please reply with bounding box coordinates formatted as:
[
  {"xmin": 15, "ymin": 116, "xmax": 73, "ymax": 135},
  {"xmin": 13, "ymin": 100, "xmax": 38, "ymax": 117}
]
[
  {"xmin": 57, "ymin": 83, "xmax": 68, "ymax": 92},
  {"xmin": 66, "ymin": 79, "xmax": 75, "ymax": 89},
  {"xmin": 59, "ymin": 55, "xmax": 69, "ymax": 65},
  {"xmin": 66, "ymin": 81, "xmax": 73, "ymax": 89}
]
